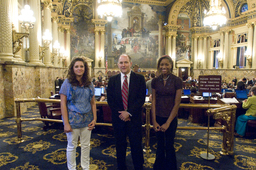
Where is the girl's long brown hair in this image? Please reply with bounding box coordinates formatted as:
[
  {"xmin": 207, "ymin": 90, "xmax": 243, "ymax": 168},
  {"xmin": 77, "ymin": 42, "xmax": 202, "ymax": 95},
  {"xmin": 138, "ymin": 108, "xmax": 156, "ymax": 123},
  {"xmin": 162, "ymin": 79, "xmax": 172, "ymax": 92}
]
[{"xmin": 67, "ymin": 56, "xmax": 91, "ymax": 87}]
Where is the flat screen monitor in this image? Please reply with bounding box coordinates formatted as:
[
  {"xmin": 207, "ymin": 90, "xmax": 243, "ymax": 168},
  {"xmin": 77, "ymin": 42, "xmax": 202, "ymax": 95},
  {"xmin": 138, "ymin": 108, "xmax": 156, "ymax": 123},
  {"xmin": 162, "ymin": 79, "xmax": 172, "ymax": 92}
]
[
  {"xmin": 94, "ymin": 88, "xmax": 102, "ymax": 97},
  {"xmin": 183, "ymin": 89, "xmax": 191, "ymax": 95},
  {"xmin": 202, "ymin": 92, "xmax": 212, "ymax": 98},
  {"xmin": 146, "ymin": 89, "xmax": 148, "ymax": 95},
  {"xmin": 221, "ymin": 89, "xmax": 233, "ymax": 93},
  {"xmin": 235, "ymin": 90, "xmax": 248, "ymax": 99}
]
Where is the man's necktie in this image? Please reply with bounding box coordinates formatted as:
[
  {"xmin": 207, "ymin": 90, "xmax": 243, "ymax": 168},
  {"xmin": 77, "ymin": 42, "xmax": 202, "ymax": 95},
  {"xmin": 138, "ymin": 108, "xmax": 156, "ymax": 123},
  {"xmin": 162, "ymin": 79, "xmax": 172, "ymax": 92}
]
[{"xmin": 122, "ymin": 75, "xmax": 128, "ymax": 111}]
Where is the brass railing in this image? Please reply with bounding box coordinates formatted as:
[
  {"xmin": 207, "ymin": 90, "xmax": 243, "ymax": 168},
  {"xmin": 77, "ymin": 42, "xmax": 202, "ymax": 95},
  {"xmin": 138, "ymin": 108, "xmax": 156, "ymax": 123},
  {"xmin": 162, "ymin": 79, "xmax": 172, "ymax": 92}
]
[{"xmin": 14, "ymin": 98, "xmax": 236, "ymax": 155}]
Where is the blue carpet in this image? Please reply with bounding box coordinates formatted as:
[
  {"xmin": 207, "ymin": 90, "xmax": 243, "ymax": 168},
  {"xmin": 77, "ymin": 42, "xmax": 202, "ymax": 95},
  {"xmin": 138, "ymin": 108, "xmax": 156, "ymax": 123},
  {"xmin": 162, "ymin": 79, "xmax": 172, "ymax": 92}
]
[{"xmin": 0, "ymin": 105, "xmax": 255, "ymax": 169}]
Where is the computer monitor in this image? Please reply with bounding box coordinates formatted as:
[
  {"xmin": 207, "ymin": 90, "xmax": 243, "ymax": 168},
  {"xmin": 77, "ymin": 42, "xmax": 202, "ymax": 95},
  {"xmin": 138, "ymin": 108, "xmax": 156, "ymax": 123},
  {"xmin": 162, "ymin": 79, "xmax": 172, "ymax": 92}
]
[
  {"xmin": 221, "ymin": 89, "xmax": 233, "ymax": 93},
  {"xmin": 146, "ymin": 89, "xmax": 148, "ymax": 95},
  {"xmin": 202, "ymin": 92, "xmax": 212, "ymax": 98},
  {"xmin": 94, "ymin": 88, "xmax": 102, "ymax": 97},
  {"xmin": 183, "ymin": 89, "xmax": 191, "ymax": 95},
  {"xmin": 235, "ymin": 90, "xmax": 248, "ymax": 99}
]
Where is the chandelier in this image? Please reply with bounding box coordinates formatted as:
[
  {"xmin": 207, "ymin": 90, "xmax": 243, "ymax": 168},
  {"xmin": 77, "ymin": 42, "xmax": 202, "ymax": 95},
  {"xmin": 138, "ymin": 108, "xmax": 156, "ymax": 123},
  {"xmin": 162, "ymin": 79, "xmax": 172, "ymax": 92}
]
[
  {"xmin": 203, "ymin": 0, "xmax": 227, "ymax": 30},
  {"xmin": 97, "ymin": 0, "xmax": 122, "ymax": 22},
  {"xmin": 18, "ymin": 5, "xmax": 36, "ymax": 31}
]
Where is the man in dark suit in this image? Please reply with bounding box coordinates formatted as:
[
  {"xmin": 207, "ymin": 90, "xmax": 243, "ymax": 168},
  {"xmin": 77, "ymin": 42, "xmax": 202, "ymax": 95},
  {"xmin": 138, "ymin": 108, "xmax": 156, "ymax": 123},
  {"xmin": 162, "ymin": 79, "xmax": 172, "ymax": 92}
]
[{"xmin": 107, "ymin": 54, "xmax": 146, "ymax": 170}]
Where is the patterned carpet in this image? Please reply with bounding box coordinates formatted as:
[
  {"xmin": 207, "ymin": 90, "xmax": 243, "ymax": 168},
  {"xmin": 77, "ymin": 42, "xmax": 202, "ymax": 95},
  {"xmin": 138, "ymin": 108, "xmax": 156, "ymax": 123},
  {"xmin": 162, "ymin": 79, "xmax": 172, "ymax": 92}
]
[{"xmin": 0, "ymin": 105, "xmax": 255, "ymax": 170}]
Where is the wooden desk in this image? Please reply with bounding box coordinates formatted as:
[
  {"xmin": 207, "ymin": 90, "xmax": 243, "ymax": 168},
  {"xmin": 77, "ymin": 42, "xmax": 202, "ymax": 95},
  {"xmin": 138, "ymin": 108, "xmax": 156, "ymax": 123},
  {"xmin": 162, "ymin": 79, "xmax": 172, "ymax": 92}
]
[{"xmin": 189, "ymin": 97, "xmax": 217, "ymax": 123}]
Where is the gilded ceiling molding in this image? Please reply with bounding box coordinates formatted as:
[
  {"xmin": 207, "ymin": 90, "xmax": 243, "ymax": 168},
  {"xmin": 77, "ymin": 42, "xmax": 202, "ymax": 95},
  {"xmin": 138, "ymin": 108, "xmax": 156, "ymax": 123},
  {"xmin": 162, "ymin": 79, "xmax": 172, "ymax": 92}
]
[
  {"xmin": 168, "ymin": 0, "xmax": 190, "ymax": 25},
  {"xmin": 248, "ymin": 0, "xmax": 256, "ymax": 10},
  {"xmin": 190, "ymin": 27, "xmax": 212, "ymax": 35},
  {"xmin": 123, "ymin": 0, "xmax": 166, "ymax": 6},
  {"xmin": 52, "ymin": 1, "xmax": 63, "ymax": 15},
  {"xmin": 225, "ymin": 0, "xmax": 235, "ymax": 19},
  {"xmin": 92, "ymin": 19, "xmax": 108, "ymax": 32},
  {"xmin": 167, "ymin": 0, "xmax": 234, "ymax": 27}
]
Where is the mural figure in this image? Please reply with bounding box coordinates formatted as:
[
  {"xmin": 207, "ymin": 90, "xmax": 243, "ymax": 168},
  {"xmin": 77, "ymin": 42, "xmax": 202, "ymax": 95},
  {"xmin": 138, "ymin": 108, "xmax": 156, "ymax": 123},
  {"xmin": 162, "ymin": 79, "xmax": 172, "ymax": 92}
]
[{"xmin": 107, "ymin": 4, "xmax": 166, "ymax": 68}]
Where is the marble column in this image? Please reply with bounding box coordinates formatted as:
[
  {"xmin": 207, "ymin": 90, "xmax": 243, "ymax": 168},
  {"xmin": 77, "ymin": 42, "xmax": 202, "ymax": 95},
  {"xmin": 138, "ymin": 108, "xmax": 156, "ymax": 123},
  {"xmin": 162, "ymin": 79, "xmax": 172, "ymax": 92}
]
[
  {"xmin": 172, "ymin": 35, "xmax": 176, "ymax": 69},
  {"xmin": 253, "ymin": 24, "xmax": 256, "ymax": 68},
  {"xmin": 165, "ymin": 34, "xmax": 168, "ymax": 55},
  {"xmin": 95, "ymin": 31, "xmax": 99, "ymax": 69},
  {"xmin": 168, "ymin": 35, "xmax": 172, "ymax": 57},
  {"xmin": 193, "ymin": 37, "xmax": 197, "ymax": 69},
  {"xmin": 0, "ymin": 0, "xmax": 14, "ymax": 61},
  {"xmin": 191, "ymin": 37, "xmax": 194, "ymax": 68},
  {"xmin": 100, "ymin": 31, "xmax": 105, "ymax": 69},
  {"xmin": 29, "ymin": 0, "xmax": 42, "ymax": 65},
  {"xmin": 198, "ymin": 37, "xmax": 203, "ymax": 69},
  {"xmin": 247, "ymin": 23, "xmax": 253, "ymax": 68},
  {"xmin": 52, "ymin": 17, "xmax": 58, "ymax": 66},
  {"xmin": 42, "ymin": 3, "xmax": 52, "ymax": 66},
  {"xmin": 224, "ymin": 31, "xmax": 229, "ymax": 69},
  {"xmin": 66, "ymin": 29, "xmax": 71, "ymax": 67},
  {"xmin": 220, "ymin": 32, "xmax": 224, "ymax": 68},
  {"xmin": 60, "ymin": 28, "xmax": 64, "ymax": 67},
  {"xmin": 228, "ymin": 31, "xmax": 233, "ymax": 69},
  {"xmin": 209, "ymin": 50, "xmax": 214, "ymax": 69},
  {"xmin": 203, "ymin": 36, "xmax": 207, "ymax": 69}
]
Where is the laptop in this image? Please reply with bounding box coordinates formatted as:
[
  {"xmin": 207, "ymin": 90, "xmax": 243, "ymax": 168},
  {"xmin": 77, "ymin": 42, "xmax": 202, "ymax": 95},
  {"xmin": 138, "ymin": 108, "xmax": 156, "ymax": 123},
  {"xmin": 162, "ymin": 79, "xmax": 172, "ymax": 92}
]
[
  {"xmin": 183, "ymin": 89, "xmax": 191, "ymax": 96},
  {"xmin": 235, "ymin": 90, "xmax": 248, "ymax": 100},
  {"xmin": 202, "ymin": 92, "xmax": 212, "ymax": 98},
  {"xmin": 94, "ymin": 88, "xmax": 102, "ymax": 100}
]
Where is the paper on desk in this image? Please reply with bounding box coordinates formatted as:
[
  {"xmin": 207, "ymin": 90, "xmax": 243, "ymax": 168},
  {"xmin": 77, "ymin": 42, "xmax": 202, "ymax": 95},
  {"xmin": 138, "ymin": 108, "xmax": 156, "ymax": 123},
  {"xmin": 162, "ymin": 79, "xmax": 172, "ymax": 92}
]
[
  {"xmin": 181, "ymin": 96, "xmax": 189, "ymax": 98},
  {"xmin": 220, "ymin": 97, "xmax": 239, "ymax": 104}
]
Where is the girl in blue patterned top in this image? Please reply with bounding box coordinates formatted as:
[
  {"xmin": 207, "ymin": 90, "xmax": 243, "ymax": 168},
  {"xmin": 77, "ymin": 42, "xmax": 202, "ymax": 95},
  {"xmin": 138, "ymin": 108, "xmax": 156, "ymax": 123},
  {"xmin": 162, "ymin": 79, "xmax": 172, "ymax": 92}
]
[{"xmin": 59, "ymin": 56, "xmax": 97, "ymax": 170}]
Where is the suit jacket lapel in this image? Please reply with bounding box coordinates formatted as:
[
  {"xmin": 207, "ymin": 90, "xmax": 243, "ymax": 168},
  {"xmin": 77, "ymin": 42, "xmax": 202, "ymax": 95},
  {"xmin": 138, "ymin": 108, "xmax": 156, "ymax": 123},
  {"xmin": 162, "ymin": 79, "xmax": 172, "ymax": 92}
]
[{"xmin": 117, "ymin": 74, "xmax": 122, "ymax": 101}]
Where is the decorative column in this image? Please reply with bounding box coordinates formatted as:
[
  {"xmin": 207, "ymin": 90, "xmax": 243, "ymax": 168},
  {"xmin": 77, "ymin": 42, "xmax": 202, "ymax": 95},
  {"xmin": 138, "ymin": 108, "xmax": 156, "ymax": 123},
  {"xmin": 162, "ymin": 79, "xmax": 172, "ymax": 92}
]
[
  {"xmin": 224, "ymin": 31, "xmax": 229, "ymax": 69},
  {"xmin": 100, "ymin": 31, "xmax": 105, "ymax": 68},
  {"xmin": 0, "ymin": 0, "xmax": 14, "ymax": 61},
  {"xmin": 29, "ymin": 0, "xmax": 42, "ymax": 65},
  {"xmin": 60, "ymin": 28, "xmax": 64, "ymax": 67},
  {"xmin": 203, "ymin": 36, "xmax": 207, "ymax": 69},
  {"xmin": 228, "ymin": 31, "xmax": 233, "ymax": 69},
  {"xmin": 168, "ymin": 34, "xmax": 172, "ymax": 57},
  {"xmin": 220, "ymin": 31, "xmax": 224, "ymax": 68},
  {"xmin": 198, "ymin": 37, "xmax": 203, "ymax": 69},
  {"xmin": 193, "ymin": 37, "xmax": 198, "ymax": 69},
  {"xmin": 191, "ymin": 37, "xmax": 194, "ymax": 67},
  {"xmin": 66, "ymin": 29, "xmax": 71, "ymax": 66},
  {"xmin": 52, "ymin": 16, "xmax": 58, "ymax": 67},
  {"xmin": 253, "ymin": 23, "xmax": 256, "ymax": 68},
  {"xmin": 165, "ymin": 34, "xmax": 168, "ymax": 55},
  {"xmin": 92, "ymin": 19, "xmax": 107, "ymax": 75},
  {"xmin": 209, "ymin": 50, "xmax": 214, "ymax": 69},
  {"xmin": 95, "ymin": 31, "xmax": 99, "ymax": 68},
  {"xmin": 42, "ymin": 1, "xmax": 52, "ymax": 66},
  {"xmin": 172, "ymin": 35, "xmax": 176, "ymax": 69},
  {"xmin": 158, "ymin": 19, "xmax": 163, "ymax": 59},
  {"xmin": 247, "ymin": 23, "xmax": 253, "ymax": 68}
]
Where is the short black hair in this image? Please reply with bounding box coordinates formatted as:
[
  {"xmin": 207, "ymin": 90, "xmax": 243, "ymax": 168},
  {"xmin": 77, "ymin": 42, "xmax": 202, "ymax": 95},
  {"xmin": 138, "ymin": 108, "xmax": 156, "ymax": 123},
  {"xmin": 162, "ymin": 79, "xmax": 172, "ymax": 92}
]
[{"xmin": 151, "ymin": 73, "xmax": 155, "ymax": 78}]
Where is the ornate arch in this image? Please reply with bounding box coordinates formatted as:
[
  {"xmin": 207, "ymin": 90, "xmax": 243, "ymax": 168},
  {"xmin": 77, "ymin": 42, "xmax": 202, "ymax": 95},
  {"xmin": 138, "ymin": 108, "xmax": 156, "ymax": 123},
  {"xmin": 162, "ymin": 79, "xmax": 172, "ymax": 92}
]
[{"xmin": 167, "ymin": 0, "xmax": 235, "ymax": 26}]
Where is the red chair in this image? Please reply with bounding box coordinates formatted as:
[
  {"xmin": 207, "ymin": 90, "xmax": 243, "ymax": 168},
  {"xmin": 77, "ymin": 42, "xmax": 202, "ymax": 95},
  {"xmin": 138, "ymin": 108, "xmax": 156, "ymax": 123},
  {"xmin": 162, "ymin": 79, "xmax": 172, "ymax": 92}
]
[{"xmin": 38, "ymin": 102, "xmax": 62, "ymax": 130}]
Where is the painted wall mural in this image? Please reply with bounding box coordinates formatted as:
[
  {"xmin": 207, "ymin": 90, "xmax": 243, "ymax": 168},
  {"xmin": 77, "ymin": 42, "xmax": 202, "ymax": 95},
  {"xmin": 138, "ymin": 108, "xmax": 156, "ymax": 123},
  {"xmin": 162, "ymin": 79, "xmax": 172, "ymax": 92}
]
[
  {"xmin": 106, "ymin": 3, "xmax": 167, "ymax": 69},
  {"xmin": 70, "ymin": 4, "xmax": 95, "ymax": 61}
]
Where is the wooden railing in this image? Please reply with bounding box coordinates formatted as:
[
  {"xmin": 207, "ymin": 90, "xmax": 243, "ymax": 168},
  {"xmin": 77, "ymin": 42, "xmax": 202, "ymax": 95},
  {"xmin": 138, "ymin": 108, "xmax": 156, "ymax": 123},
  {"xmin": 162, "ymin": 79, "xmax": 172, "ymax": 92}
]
[{"xmin": 15, "ymin": 98, "xmax": 236, "ymax": 155}]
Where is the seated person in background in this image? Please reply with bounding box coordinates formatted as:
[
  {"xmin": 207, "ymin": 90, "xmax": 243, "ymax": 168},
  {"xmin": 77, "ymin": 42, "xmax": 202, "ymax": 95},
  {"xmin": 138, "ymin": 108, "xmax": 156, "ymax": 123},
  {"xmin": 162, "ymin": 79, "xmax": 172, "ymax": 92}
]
[
  {"xmin": 237, "ymin": 78, "xmax": 246, "ymax": 90},
  {"xmin": 235, "ymin": 86, "xmax": 256, "ymax": 137}
]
